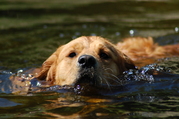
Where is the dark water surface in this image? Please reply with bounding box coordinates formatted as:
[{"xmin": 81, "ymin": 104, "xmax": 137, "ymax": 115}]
[{"xmin": 0, "ymin": 0, "xmax": 179, "ymax": 118}]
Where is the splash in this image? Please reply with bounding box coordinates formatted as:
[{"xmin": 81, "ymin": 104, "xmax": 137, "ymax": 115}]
[
  {"xmin": 0, "ymin": 62, "xmax": 177, "ymax": 96},
  {"xmin": 123, "ymin": 63, "xmax": 171, "ymax": 83}
]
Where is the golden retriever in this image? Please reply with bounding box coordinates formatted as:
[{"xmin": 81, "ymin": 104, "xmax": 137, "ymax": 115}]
[
  {"xmin": 37, "ymin": 36, "xmax": 135, "ymax": 86},
  {"xmin": 36, "ymin": 36, "xmax": 179, "ymax": 87}
]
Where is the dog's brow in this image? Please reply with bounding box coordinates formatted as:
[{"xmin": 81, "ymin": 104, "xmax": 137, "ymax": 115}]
[
  {"xmin": 82, "ymin": 36, "xmax": 95, "ymax": 49},
  {"xmin": 104, "ymin": 43, "xmax": 117, "ymax": 55}
]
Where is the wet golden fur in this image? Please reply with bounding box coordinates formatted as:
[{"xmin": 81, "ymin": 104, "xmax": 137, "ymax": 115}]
[
  {"xmin": 37, "ymin": 36, "xmax": 179, "ymax": 86},
  {"xmin": 37, "ymin": 36, "xmax": 135, "ymax": 86},
  {"xmin": 117, "ymin": 37, "xmax": 179, "ymax": 60}
]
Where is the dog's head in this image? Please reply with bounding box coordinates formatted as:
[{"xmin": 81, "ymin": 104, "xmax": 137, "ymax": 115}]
[{"xmin": 37, "ymin": 36, "xmax": 135, "ymax": 87}]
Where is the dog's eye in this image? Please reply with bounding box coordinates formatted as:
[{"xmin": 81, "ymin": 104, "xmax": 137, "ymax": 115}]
[
  {"xmin": 99, "ymin": 52, "xmax": 110, "ymax": 59},
  {"xmin": 68, "ymin": 52, "xmax": 76, "ymax": 58}
]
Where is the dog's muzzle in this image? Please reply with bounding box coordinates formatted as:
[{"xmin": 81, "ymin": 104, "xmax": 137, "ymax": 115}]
[{"xmin": 77, "ymin": 55, "xmax": 97, "ymax": 85}]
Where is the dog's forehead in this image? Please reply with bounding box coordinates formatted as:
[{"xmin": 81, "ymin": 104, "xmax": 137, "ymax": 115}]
[
  {"xmin": 69, "ymin": 36, "xmax": 112, "ymax": 47},
  {"xmin": 60, "ymin": 36, "xmax": 116, "ymax": 55}
]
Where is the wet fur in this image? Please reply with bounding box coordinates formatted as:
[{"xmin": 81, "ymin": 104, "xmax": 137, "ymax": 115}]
[
  {"xmin": 117, "ymin": 37, "xmax": 179, "ymax": 60},
  {"xmin": 37, "ymin": 36, "xmax": 179, "ymax": 86}
]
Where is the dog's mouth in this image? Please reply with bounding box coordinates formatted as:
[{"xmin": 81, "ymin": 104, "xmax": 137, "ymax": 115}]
[
  {"xmin": 74, "ymin": 68, "xmax": 102, "ymax": 95},
  {"xmin": 75, "ymin": 55, "xmax": 101, "ymax": 87},
  {"xmin": 76, "ymin": 68, "xmax": 98, "ymax": 85}
]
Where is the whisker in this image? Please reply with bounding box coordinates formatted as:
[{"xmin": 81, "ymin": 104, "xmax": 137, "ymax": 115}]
[
  {"xmin": 104, "ymin": 68, "xmax": 115, "ymax": 73},
  {"xmin": 105, "ymin": 73, "xmax": 122, "ymax": 84},
  {"xmin": 99, "ymin": 76, "xmax": 111, "ymax": 91},
  {"xmin": 103, "ymin": 67, "xmax": 122, "ymax": 83}
]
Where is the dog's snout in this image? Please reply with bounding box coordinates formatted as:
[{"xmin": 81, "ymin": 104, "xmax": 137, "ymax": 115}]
[{"xmin": 78, "ymin": 55, "xmax": 96, "ymax": 68}]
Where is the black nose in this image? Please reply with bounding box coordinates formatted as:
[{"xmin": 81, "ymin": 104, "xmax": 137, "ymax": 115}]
[{"xmin": 78, "ymin": 55, "xmax": 96, "ymax": 68}]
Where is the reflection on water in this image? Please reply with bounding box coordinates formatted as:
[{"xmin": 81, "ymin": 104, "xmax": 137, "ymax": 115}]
[
  {"xmin": 0, "ymin": 57, "xmax": 179, "ymax": 118},
  {"xmin": 0, "ymin": 0, "xmax": 179, "ymax": 118}
]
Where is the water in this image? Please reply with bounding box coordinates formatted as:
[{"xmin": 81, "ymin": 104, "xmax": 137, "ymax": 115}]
[{"xmin": 0, "ymin": 0, "xmax": 179, "ymax": 118}]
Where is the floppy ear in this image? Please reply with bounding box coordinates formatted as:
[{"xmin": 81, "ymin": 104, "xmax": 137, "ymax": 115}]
[
  {"xmin": 36, "ymin": 45, "xmax": 64, "ymax": 81},
  {"xmin": 122, "ymin": 53, "xmax": 136, "ymax": 70},
  {"xmin": 114, "ymin": 47, "xmax": 136, "ymax": 72},
  {"xmin": 109, "ymin": 44, "xmax": 136, "ymax": 73}
]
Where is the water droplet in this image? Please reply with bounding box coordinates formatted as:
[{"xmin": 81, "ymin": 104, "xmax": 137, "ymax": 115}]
[
  {"xmin": 175, "ymin": 27, "xmax": 179, "ymax": 32},
  {"xmin": 75, "ymin": 32, "xmax": 81, "ymax": 36},
  {"xmin": 76, "ymin": 85, "xmax": 81, "ymax": 90},
  {"xmin": 59, "ymin": 33, "xmax": 64, "ymax": 38},
  {"xmin": 90, "ymin": 33, "xmax": 96, "ymax": 36},
  {"xmin": 17, "ymin": 69, "xmax": 23, "ymax": 73},
  {"xmin": 36, "ymin": 82, "xmax": 41, "ymax": 86},
  {"xmin": 72, "ymin": 36, "xmax": 77, "ymax": 39},
  {"xmin": 115, "ymin": 32, "xmax": 120, "ymax": 36},
  {"xmin": 82, "ymin": 24, "xmax": 87, "ymax": 29},
  {"xmin": 129, "ymin": 29, "xmax": 135, "ymax": 36}
]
